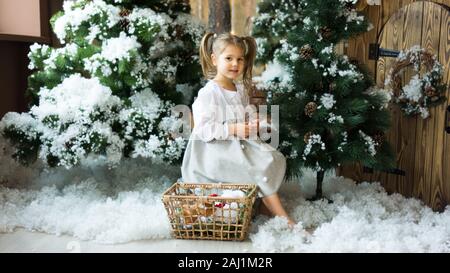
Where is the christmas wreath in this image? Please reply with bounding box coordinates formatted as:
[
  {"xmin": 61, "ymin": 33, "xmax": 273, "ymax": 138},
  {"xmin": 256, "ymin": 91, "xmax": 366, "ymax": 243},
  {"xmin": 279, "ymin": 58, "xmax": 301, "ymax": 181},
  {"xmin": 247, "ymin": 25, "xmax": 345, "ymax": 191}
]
[{"xmin": 386, "ymin": 46, "xmax": 448, "ymax": 119}]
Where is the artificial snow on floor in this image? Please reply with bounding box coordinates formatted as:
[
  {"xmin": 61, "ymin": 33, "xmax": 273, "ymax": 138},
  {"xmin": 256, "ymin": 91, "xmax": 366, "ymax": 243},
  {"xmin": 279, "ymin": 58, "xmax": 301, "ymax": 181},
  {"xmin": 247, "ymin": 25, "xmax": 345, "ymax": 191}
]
[{"xmin": 1, "ymin": 138, "xmax": 450, "ymax": 252}]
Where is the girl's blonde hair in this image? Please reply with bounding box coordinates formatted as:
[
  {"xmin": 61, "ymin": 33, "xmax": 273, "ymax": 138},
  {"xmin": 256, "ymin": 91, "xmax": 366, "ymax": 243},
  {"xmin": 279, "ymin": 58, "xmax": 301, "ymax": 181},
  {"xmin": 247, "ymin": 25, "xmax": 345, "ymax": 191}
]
[{"xmin": 199, "ymin": 32, "xmax": 257, "ymax": 99}]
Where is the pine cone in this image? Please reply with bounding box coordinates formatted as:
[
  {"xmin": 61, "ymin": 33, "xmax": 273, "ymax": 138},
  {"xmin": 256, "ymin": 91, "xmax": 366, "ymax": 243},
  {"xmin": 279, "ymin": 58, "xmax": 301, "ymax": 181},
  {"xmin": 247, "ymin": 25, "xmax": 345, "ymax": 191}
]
[
  {"xmin": 319, "ymin": 27, "xmax": 332, "ymax": 39},
  {"xmin": 304, "ymin": 132, "xmax": 313, "ymax": 143},
  {"xmin": 300, "ymin": 44, "xmax": 314, "ymax": 59},
  {"xmin": 304, "ymin": 102, "xmax": 317, "ymax": 117},
  {"xmin": 329, "ymin": 82, "xmax": 336, "ymax": 91},
  {"xmin": 175, "ymin": 25, "xmax": 184, "ymax": 38},
  {"xmin": 91, "ymin": 39, "xmax": 101, "ymax": 46},
  {"xmin": 317, "ymin": 81, "xmax": 324, "ymax": 90},
  {"xmin": 119, "ymin": 20, "xmax": 129, "ymax": 30},
  {"xmin": 425, "ymin": 86, "xmax": 436, "ymax": 97},
  {"xmin": 344, "ymin": 2, "xmax": 355, "ymax": 10},
  {"xmin": 372, "ymin": 131, "xmax": 384, "ymax": 148},
  {"xmin": 120, "ymin": 8, "xmax": 131, "ymax": 17},
  {"xmin": 119, "ymin": 8, "xmax": 131, "ymax": 30}
]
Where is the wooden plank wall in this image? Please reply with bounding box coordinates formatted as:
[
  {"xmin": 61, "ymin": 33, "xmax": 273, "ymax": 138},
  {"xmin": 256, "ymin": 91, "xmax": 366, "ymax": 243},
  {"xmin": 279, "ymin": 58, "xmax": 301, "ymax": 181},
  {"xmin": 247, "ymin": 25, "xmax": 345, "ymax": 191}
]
[
  {"xmin": 342, "ymin": 0, "xmax": 450, "ymax": 211},
  {"xmin": 190, "ymin": 0, "xmax": 209, "ymax": 26},
  {"xmin": 189, "ymin": 0, "xmax": 259, "ymax": 35},
  {"xmin": 441, "ymin": 5, "xmax": 450, "ymax": 210}
]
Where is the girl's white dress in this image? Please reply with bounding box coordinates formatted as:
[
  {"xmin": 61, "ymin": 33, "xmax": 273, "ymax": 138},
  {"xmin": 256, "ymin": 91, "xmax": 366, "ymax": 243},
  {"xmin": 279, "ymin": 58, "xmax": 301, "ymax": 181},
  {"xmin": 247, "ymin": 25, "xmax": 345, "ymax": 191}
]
[{"xmin": 181, "ymin": 80, "xmax": 286, "ymax": 197}]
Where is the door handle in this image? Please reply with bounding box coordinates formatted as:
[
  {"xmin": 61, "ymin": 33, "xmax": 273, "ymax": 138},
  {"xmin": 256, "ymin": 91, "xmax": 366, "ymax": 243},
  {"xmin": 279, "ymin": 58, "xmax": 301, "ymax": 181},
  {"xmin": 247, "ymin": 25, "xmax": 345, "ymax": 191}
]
[
  {"xmin": 446, "ymin": 105, "xmax": 450, "ymax": 134},
  {"xmin": 363, "ymin": 166, "xmax": 406, "ymax": 176}
]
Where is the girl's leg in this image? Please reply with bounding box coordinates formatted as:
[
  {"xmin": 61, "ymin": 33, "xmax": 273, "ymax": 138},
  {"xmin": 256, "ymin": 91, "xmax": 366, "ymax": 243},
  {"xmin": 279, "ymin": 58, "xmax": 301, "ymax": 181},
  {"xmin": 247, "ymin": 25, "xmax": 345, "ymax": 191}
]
[
  {"xmin": 261, "ymin": 193, "xmax": 295, "ymax": 226},
  {"xmin": 258, "ymin": 201, "xmax": 272, "ymax": 216}
]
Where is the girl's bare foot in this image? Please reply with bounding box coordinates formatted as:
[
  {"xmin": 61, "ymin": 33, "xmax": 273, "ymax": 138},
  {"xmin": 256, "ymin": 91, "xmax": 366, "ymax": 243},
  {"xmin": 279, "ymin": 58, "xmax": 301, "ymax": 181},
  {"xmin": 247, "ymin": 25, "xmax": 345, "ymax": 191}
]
[{"xmin": 287, "ymin": 218, "xmax": 296, "ymax": 228}]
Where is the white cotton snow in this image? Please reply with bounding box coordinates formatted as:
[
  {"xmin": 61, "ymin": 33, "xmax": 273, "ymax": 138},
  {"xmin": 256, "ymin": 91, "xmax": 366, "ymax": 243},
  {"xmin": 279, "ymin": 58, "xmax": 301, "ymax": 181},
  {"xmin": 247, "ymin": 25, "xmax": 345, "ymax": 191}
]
[
  {"xmin": 0, "ymin": 142, "xmax": 181, "ymax": 243},
  {"xmin": 53, "ymin": 0, "xmax": 121, "ymax": 43},
  {"xmin": 251, "ymin": 217, "xmax": 311, "ymax": 252},
  {"xmin": 254, "ymin": 60, "xmax": 293, "ymax": 92},
  {"xmin": 320, "ymin": 93, "xmax": 336, "ymax": 109},
  {"xmin": 400, "ymin": 74, "xmax": 423, "ymax": 103},
  {"xmin": 365, "ymin": 86, "xmax": 392, "ymax": 110},
  {"xmin": 101, "ymin": 32, "xmax": 141, "ymax": 63},
  {"xmin": 0, "ymin": 112, "xmax": 41, "ymax": 139},
  {"xmin": 31, "ymin": 74, "xmax": 120, "ymax": 124},
  {"xmin": 0, "ymin": 180, "xmax": 171, "ymax": 243},
  {"xmin": 129, "ymin": 88, "xmax": 162, "ymax": 120},
  {"xmin": 173, "ymin": 13, "xmax": 205, "ymax": 47},
  {"xmin": 1, "ymin": 142, "xmax": 450, "ymax": 251},
  {"xmin": 359, "ymin": 130, "xmax": 378, "ymax": 156},
  {"xmin": 250, "ymin": 171, "xmax": 450, "ymax": 252},
  {"xmin": 127, "ymin": 7, "xmax": 167, "ymax": 30}
]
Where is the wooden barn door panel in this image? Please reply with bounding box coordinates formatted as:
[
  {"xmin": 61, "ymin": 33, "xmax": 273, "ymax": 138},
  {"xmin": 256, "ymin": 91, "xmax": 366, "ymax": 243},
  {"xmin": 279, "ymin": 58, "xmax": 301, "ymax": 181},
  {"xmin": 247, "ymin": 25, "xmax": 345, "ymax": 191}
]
[
  {"xmin": 416, "ymin": 2, "xmax": 442, "ymax": 206},
  {"xmin": 377, "ymin": 6, "xmax": 407, "ymax": 194},
  {"xmin": 376, "ymin": 1, "xmax": 450, "ymax": 210},
  {"xmin": 440, "ymin": 7, "xmax": 450, "ymax": 209}
]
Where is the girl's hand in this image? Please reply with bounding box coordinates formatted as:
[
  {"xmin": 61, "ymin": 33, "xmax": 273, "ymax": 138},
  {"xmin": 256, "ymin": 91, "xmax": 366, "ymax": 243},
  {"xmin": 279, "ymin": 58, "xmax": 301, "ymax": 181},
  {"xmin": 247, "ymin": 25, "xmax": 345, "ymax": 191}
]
[
  {"xmin": 228, "ymin": 122, "xmax": 258, "ymax": 139},
  {"xmin": 249, "ymin": 118, "xmax": 259, "ymax": 133},
  {"xmin": 247, "ymin": 120, "xmax": 259, "ymax": 139}
]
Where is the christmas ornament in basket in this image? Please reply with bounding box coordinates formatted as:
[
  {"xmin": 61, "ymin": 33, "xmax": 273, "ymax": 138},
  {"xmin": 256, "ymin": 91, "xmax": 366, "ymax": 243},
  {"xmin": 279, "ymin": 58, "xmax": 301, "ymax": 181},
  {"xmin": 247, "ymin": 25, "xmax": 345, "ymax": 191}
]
[{"xmin": 162, "ymin": 182, "xmax": 258, "ymax": 241}]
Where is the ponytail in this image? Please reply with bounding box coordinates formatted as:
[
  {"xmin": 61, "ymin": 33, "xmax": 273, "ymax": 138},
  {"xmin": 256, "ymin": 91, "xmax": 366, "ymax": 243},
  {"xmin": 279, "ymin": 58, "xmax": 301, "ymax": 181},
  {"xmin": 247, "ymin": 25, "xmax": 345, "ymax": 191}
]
[
  {"xmin": 241, "ymin": 36, "xmax": 257, "ymax": 99},
  {"xmin": 199, "ymin": 32, "xmax": 216, "ymax": 79}
]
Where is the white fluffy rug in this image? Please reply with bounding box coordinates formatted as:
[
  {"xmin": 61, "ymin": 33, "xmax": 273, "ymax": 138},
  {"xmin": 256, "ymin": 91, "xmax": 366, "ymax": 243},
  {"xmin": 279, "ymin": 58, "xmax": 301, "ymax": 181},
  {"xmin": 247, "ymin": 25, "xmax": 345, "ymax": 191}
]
[{"xmin": 1, "ymin": 139, "xmax": 450, "ymax": 252}]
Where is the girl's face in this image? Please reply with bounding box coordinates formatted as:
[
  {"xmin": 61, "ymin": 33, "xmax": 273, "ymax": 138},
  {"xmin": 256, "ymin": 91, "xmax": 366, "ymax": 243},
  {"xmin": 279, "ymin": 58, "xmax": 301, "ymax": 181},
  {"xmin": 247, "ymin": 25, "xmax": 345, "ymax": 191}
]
[{"xmin": 211, "ymin": 45, "xmax": 245, "ymax": 82}]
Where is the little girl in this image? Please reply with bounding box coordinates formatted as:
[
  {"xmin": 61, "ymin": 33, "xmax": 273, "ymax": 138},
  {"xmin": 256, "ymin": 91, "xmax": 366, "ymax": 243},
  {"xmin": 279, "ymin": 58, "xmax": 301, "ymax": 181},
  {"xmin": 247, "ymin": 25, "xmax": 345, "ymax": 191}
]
[{"xmin": 181, "ymin": 32, "xmax": 294, "ymax": 226}]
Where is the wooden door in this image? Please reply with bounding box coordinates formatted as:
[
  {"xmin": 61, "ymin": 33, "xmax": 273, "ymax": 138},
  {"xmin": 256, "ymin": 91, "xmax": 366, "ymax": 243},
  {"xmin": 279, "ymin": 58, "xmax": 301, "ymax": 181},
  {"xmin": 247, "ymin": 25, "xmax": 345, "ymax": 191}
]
[{"xmin": 370, "ymin": 1, "xmax": 450, "ymax": 211}]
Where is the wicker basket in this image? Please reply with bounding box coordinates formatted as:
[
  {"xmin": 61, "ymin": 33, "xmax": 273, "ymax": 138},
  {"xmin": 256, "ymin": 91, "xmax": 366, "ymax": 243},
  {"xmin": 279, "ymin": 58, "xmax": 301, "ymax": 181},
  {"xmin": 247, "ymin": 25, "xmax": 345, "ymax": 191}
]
[{"xmin": 162, "ymin": 182, "xmax": 258, "ymax": 241}]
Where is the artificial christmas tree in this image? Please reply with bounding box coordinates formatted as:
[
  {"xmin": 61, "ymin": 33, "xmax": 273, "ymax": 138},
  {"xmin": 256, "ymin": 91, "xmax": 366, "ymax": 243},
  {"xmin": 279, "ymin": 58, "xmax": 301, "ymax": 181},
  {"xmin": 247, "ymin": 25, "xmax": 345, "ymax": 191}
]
[
  {"xmin": 0, "ymin": 0, "xmax": 205, "ymax": 168},
  {"xmin": 253, "ymin": 0, "xmax": 394, "ymax": 199}
]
